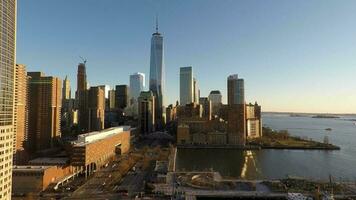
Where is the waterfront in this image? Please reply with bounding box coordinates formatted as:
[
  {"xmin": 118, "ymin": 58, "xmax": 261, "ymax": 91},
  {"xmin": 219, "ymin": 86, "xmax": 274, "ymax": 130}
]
[{"xmin": 176, "ymin": 113, "xmax": 356, "ymax": 180}]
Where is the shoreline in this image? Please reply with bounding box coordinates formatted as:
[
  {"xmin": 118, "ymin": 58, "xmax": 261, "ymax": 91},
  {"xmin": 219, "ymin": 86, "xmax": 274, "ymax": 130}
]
[{"xmin": 176, "ymin": 144, "xmax": 340, "ymax": 150}]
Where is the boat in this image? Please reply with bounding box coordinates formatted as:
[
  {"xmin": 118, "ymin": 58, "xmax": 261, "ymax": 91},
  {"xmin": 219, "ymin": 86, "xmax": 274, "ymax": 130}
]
[{"xmin": 325, "ymin": 128, "xmax": 332, "ymax": 131}]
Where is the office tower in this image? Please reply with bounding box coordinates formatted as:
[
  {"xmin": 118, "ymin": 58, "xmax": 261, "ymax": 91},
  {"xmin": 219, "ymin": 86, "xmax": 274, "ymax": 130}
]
[
  {"xmin": 208, "ymin": 90, "xmax": 223, "ymax": 116},
  {"xmin": 138, "ymin": 91, "xmax": 155, "ymax": 134},
  {"xmin": 108, "ymin": 89, "xmax": 116, "ymax": 110},
  {"xmin": 0, "ymin": 0, "xmax": 16, "ymax": 198},
  {"xmin": 76, "ymin": 62, "xmax": 88, "ymax": 133},
  {"xmin": 193, "ymin": 78, "xmax": 199, "ymax": 104},
  {"xmin": 61, "ymin": 98, "xmax": 77, "ymax": 133},
  {"xmin": 180, "ymin": 66, "xmax": 193, "ymax": 105},
  {"xmin": 115, "ymin": 85, "xmax": 129, "ymax": 109},
  {"xmin": 97, "ymin": 85, "xmax": 110, "ymax": 99},
  {"xmin": 28, "ymin": 72, "xmax": 62, "ymax": 152},
  {"xmin": 62, "ymin": 75, "xmax": 71, "ymax": 100},
  {"xmin": 228, "ymin": 74, "xmax": 245, "ymax": 105},
  {"xmin": 199, "ymin": 97, "xmax": 212, "ymax": 120},
  {"xmin": 227, "ymin": 74, "xmax": 246, "ymax": 146},
  {"xmin": 130, "ymin": 72, "xmax": 145, "ymax": 101},
  {"xmin": 88, "ymin": 87, "xmax": 105, "ymax": 131},
  {"xmin": 13, "ymin": 64, "xmax": 29, "ymax": 165},
  {"xmin": 149, "ymin": 21, "xmax": 165, "ymax": 129},
  {"xmin": 77, "ymin": 63, "xmax": 87, "ymax": 92}
]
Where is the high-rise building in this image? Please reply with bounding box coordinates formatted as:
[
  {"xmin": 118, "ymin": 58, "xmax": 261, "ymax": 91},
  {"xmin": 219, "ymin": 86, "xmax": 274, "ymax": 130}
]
[
  {"xmin": 180, "ymin": 66, "xmax": 193, "ymax": 105},
  {"xmin": 227, "ymin": 74, "xmax": 246, "ymax": 146},
  {"xmin": 77, "ymin": 63, "xmax": 87, "ymax": 92},
  {"xmin": 76, "ymin": 62, "xmax": 88, "ymax": 133},
  {"xmin": 199, "ymin": 97, "xmax": 212, "ymax": 120},
  {"xmin": 130, "ymin": 72, "xmax": 145, "ymax": 101},
  {"xmin": 149, "ymin": 21, "xmax": 165, "ymax": 129},
  {"xmin": 115, "ymin": 85, "xmax": 129, "ymax": 109},
  {"xmin": 13, "ymin": 64, "xmax": 29, "ymax": 165},
  {"xmin": 138, "ymin": 91, "xmax": 155, "ymax": 134},
  {"xmin": 228, "ymin": 74, "xmax": 245, "ymax": 105},
  {"xmin": 108, "ymin": 89, "xmax": 116, "ymax": 110},
  {"xmin": 208, "ymin": 90, "xmax": 222, "ymax": 116},
  {"xmin": 28, "ymin": 72, "xmax": 62, "ymax": 152},
  {"xmin": 193, "ymin": 78, "xmax": 199, "ymax": 104},
  {"xmin": 0, "ymin": 0, "xmax": 17, "ymax": 197},
  {"xmin": 88, "ymin": 87, "xmax": 105, "ymax": 131},
  {"xmin": 62, "ymin": 75, "xmax": 71, "ymax": 100},
  {"xmin": 97, "ymin": 85, "xmax": 110, "ymax": 99}
]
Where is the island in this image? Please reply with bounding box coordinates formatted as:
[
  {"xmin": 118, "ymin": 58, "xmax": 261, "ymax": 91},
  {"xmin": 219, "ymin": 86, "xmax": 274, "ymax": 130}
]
[{"xmin": 248, "ymin": 127, "xmax": 340, "ymax": 150}]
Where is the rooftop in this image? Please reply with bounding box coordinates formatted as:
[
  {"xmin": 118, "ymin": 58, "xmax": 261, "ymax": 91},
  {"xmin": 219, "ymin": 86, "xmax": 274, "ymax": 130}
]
[{"xmin": 73, "ymin": 126, "xmax": 130, "ymax": 147}]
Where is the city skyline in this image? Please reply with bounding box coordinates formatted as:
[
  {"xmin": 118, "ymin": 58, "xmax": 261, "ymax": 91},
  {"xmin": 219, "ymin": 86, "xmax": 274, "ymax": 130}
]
[{"xmin": 17, "ymin": 0, "xmax": 356, "ymax": 113}]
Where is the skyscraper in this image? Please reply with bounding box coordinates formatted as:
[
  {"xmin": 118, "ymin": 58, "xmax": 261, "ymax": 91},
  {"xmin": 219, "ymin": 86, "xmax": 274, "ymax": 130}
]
[
  {"xmin": 227, "ymin": 74, "xmax": 246, "ymax": 146},
  {"xmin": 115, "ymin": 85, "xmax": 130, "ymax": 109},
  {"xmin": 0, "ymin": 0, "xmax": 17, "ymax": 198},
  {"xmin": 28, "ymin": 72, "xmax": 62, "ymax": 152},
  {"xmin": 77, "ymin": 63, "xmax": 87, "ymax": 92},
  {"xmin": 193, "ymin": 77, "xmax": 199, "ymax": 104},
  {"xmin": 208, "ymin": 90, "xmax": 223, "ymax": 116},
  {"xmin": 180, "ymin": 66, "xmax": 193, "ymax": 105},
  {"xmin": 76, "ymin": 62, "xmax": 88, "ymax": 133},
  {"xmin": 108, "ymin": 89, "xmax": 116, "ymax": 110},
  {"xmin": 138, "ymin": 91, "xmax": 155, "ymax": 134},
  {"xmin": 62, "ymin": 75, "xmax": 71, "ymax": 100},
  {"xmin": 88, "ymin": 87, "xmax": 105, "ymax": 131},
  {"xmin": 130, "ymin": 72, "xmax": 145, "ymax": 101},
  {"xmin": 227, "ymin": 74, "xmax": 245, "ymax": 105},
  {"xmin": 149, "ymin": 21, "xmax": 165, "ymax": 129},
  {"xmin": 13, "ymin": 64, "xmax": 29, "ymax": 165}
]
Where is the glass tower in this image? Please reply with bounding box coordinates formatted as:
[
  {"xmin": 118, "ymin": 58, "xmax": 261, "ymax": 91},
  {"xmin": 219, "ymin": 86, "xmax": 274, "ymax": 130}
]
[
  {"xmin": 130, "ymin": 72, "xmax": 145, "ymax": 101},
  {"xmin": 149, "ymin": 22, "xmax": 165, "ymax": 128},
  {"xmin": 180, "ymin": 66, "xmax": 193, "ymax": 105},
  {"xmin": 0, "ymin": 0, "xmax": 17, "ymax": 198}
]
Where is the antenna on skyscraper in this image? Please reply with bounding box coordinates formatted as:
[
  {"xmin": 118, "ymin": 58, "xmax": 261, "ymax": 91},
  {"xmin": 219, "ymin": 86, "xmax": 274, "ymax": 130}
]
[
  {"xmin": 79, "ymin": 56, "xmax": 87, "ymax": 65},
  {"xmin": 155, "ymin": 14, "xmax": 159, "ymax": 33}
]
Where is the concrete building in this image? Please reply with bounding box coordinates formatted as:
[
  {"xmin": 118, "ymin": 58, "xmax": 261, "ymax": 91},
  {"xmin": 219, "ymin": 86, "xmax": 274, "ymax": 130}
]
[
  {"xmin": 88, "ymin": 86, "xmax": 105, "ymax": 132},
  {"xmin": 13, "ymin": 64, "xmax": 29, "ymax": 165},
  {"xmin": 246, "ymin": 102, "xmax": 262, "ymax": 139},
  {"xmin": 12, "ymin": 165, "xmax": 73, "ymax": 194},
  {"xmin": 76, "ymin": 63, "xmax": 87, "ymax": 92},
  {"xmin": 0, "ymin": 0, "xmax": 17, "ymax": 198},
  {"xmin": 138, "ymin": 91, "xmax": 155, "ymax": 134},
  {"xmin": 208, "ymin": 90, "xmax": 223, "ymax": 116},
  {"xmin": 166, "ymin": 104, "xmax": 177, "ymax": 124},
  {"xmin": 108, "ymin": 89, "xmax": 116, "ymax": 110},
  {"xmin": 28, "ymin": 72, "xmax": 62, "ymax": 152},
  {"xmin": 71, "ymin": 126, "xmax": 131, "ymax": 176},
  {"xmin": 62, "ymin": 75, "xmax": 71, "ymax": 100},
  {"xmin": 179, "ymin": 66, "xmax": 193, "ymax": 105},
  {"xmin": 149, "ymin": 21, "xmax": 165, "ymax": 129},
  {"xmin": 76, "ymin": 62, "xmax": 88, "ymax": 133},
  {"xmin": 227, "ymin": 74, "xmax": 246, "ymax": 146},
  {"xmin": 193, "ymin": 78, "xmax": 199, "ymax": 104},
  {"xmin": 115, "ymin": 85, "xmax": 129, "ymax": 109},
  {"xmin": 130, "ymin": 72, "xmax": 145, "ymax": 101},
  {"xmin": 177, "ymin": 103, "xmax": 203, "ymax": 120},
  {"xmin": 199, "ymin": 97, "xmax": 212, "ymax": 120}
]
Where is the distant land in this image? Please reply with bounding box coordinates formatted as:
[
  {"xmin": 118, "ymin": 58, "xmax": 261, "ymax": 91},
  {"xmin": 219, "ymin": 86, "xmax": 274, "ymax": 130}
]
[{"xmin": 263, "ymin": 111, "xmax": 356, "ymax": 116}]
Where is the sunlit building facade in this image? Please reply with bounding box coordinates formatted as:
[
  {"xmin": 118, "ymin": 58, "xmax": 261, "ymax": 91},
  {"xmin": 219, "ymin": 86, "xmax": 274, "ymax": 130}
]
[
  {"xmin": 180, "ymin": 66, "xmax": 193, "ymax": 105},
  {"xmin": 0, "ymin": 0, "xmax": 17, "ymax": 198},
  {"xmin": 149, "ymin": 25, "xmax": 165, "ymax": 129}
]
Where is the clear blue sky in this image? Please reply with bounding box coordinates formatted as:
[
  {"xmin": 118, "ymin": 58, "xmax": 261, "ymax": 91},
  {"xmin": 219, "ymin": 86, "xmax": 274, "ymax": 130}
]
[{"xmin": 17, "ymin": 0, "xmax": 356, "ymax": 113}]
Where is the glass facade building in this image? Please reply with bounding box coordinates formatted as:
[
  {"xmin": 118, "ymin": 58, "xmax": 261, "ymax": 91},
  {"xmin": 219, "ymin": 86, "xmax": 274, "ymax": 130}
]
[
  {"xmin": 0, "ymin": 0, "xmax": 17, "ymax": 198},
  {"xmin": 149, "ymin": 27, "xmax": 165, "ymax": 128},
  {"xmin": 129, "ymin": 72, "xmax": 145, "ymax": 101},
  {"xmin": 179, "ymin": 66, "xmax": 193, "ymax": 105}
]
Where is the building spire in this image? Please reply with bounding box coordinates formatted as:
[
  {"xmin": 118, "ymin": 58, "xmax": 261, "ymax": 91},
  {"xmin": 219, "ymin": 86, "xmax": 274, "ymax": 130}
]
[{"xmin": 155, "ymin": 14, "xmax": 159, "ymax": 33}]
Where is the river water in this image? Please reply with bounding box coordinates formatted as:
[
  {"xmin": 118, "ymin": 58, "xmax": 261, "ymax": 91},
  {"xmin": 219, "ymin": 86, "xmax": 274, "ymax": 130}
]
[{"xmin": 175, "ymin": 113, "xmax": 356, "ymax": 181}]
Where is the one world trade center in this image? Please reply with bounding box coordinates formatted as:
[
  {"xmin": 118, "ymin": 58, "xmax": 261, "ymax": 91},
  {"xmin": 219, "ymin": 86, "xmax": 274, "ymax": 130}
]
[{"xmin": 149, "ymin": 20, "xmax": 165, "ymax": 129}]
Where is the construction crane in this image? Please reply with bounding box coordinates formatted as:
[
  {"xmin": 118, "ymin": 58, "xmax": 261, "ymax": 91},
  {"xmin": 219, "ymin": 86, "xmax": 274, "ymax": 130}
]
[{"xmin": 79, "ymin": 56, "xmax": 87, "ymax": 64}]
